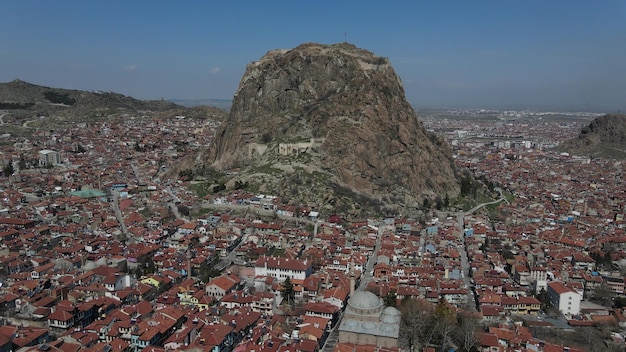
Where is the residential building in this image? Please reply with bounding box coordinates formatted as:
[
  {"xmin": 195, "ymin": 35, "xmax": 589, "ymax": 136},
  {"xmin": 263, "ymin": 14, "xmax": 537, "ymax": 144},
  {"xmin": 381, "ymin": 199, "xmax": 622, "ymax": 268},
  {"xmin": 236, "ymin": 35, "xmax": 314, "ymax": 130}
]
[
  {"xmin": 547, "ymin": 281, "xmax": 581, "ymax": 316},
  {"xmin": 254, "ymin": 256, "xmax": 311, "ymax": 282},
  {"xmin": 38, "ymin": 149, "xmax": 61, "ymax": 167},
  {"xmin": 205, "ymin": 274, "xmax": 241, "ymax": 301}
]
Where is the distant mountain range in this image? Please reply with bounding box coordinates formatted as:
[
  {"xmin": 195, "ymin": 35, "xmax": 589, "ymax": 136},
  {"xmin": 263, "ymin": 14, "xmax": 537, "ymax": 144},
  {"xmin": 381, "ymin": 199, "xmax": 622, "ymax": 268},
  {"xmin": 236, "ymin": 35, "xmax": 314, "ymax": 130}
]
[
  {"xmin": 167, "ymin": 99, "xmax": 610, "ymax": 115},
  {"xmin": 0, "ymin": 80, "xmax": 228, "ymax": 128},
  {"xmin": 168, "ymin": 98, "xmax": 232, "ymax": 110},
  {"xmin": 0, "ymin": 79, "xmax": 182, "ymax": 113}
]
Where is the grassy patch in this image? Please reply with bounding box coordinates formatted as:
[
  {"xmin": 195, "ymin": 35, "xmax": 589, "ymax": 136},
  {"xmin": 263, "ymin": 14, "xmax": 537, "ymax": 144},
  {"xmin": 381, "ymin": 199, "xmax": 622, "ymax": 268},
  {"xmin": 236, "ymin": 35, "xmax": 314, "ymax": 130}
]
[
  {"xmin": 503, "ymin": 190, "xmax": 515, "ymax": 203},
  {"xmin": 252, "ymin": 163, "xmax": 283, "ymax": 175},
  {"xmin": 192, "ymin": 207, "xmax": 212, "ymax": 218},
  {"xmin": 461, "ymin": 194, "xmax": 495, "ymax": 212},
  {"xmin": 138, "ymin": 207, "xmax": 153, "ymax": 218},
  {"xmin": 188, "ymin": 182, "xmax": 212, "ymax": 198},
  {"xmin": 484, "ymin": 201, "xmax": 501, "ymax": 213},
  {"xmin": 310, "ymin": 170, "xmax": 331, "ymax": 183}
]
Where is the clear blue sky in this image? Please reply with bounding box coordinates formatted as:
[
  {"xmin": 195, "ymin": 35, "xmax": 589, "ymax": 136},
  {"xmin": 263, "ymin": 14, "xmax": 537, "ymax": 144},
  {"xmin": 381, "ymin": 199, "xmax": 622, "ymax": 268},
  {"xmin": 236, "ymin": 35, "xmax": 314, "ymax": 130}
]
[{"xmin": 2, "ymin": 1, "xmax": 625, "ymax": 112}]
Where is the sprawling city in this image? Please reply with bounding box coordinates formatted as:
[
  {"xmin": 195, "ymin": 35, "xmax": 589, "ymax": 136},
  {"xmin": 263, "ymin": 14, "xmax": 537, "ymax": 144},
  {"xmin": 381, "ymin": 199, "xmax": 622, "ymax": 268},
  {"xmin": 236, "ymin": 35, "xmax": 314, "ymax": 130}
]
[
  {"xmin": 2, "ymin": 2, "xmax": 626, "ymax": 352},
  {"xmin": 0, "ymin": 102, "xmax": 624, "ymax": 352}
]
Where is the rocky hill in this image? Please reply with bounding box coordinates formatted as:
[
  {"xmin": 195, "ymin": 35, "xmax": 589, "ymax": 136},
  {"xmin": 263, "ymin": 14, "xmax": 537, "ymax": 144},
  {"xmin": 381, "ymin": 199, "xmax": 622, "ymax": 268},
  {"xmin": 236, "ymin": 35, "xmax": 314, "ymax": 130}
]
[
  {"xmin": 557, "ymin": 114, "xmax": 626, "ymax": 159},
  {"xmin": 0, "ymin": 79, "xmax": 227, "ymax": 130},
  {"xmin": 0, "ymin": 79, "xmax": 183, "ymax": 116},
  {"xmin": 184, "ymin": 42, "xmax": 462, "ymax": 215}
]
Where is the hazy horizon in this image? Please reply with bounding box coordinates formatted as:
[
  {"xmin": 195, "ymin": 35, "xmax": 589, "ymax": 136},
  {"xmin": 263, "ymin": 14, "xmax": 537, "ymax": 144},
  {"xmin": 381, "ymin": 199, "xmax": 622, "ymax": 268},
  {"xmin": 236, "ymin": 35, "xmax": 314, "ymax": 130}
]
[
  {"xmin": 167, "ymin": 97, "xmax": 612, "ymax": 114},
  {"xmin": 2, "ymin": 1, "xmax": 625, "ymax": 113}
]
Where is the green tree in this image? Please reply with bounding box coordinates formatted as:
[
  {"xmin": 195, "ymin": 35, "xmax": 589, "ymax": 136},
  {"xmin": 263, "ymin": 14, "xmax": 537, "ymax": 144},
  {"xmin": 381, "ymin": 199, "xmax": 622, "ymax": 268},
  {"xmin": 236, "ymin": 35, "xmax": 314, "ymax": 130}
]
[
  {"xmin": 177, "ymin": 204, "xmax": 190, "ymax": 217},
  {"xmin": 502, "ymin": 250, "xmax": 515, "ymax": 260},
  {"xmin": 18, "ymin": 156, "xmax": 26, "ymax": 170},
  {"xmin": 460, "ymin": 174, "xmax": 473, "ymax": 196},
  {"xmin": 383, "ymin": 289, "xmax": 398, "ymax": 307},
  {"xmin": 134, "ymin": 266, "xmax": 143, "ymax": 279},
  {"xmin": 614, "ymin": 296, "xmax": 626, "ymax": 308},
  {"xmin": 479, "ymin": 238, "xmax": 489, "ymax": 252},
  {"xmin": 590, "ymin": 249, "xmax": 614, "ymax": 271},
  {"xmin": 200, "ymin": 267, "xmax": 222, "ymax": 282},
  {"xmin": 139, "ymin": 256, "xmax": 156, "ymax": 275},
  {"xmin": 234, "ymin": 180, "xmax": 249, "ymax": 190},
  {"xmin": 535, "ymin": 288, "xmax": 553, "ymax": 311},
  {"xmin": 435, "ymin": 196, "xmax": 444, "ymax": 210},
  {"xmin": 281, "ymin": 277, "xmax": 296, "ymax": 306},
  {"xmin": 2, "ymin": 162, "xmax": 13, "ymax": 177},
  {"xmin": 213, "ymin": 183, "xmax": 226, "ymax": 193},
  {"xmin": 179, "ymin": 169, "xmax": 194, "ymax": 181}
]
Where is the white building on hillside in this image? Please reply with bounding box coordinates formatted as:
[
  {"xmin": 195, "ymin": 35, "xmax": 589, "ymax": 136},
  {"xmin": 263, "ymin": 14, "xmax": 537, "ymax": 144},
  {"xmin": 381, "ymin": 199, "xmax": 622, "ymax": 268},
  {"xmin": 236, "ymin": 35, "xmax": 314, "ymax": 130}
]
[
  {"xmin": 547, "ymin": 281, "xmax": 581, "ymax": 316},
  {"xmin": 38, "ymin": 149, "xmax": 61, "ymax": 167},
  {"xmin": 254, "ymin": 256, "xmax": 311, "ymax": 282}
]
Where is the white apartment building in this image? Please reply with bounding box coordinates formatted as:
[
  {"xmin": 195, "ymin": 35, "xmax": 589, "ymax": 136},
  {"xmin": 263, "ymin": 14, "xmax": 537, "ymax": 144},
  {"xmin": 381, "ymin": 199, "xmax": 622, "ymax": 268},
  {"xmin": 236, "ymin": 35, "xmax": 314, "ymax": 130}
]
[
  {"xmin": 547, "ymin": 281, "xmax": 581, "ymax": 316},
  {"xmin": 38, "ymin": 149, "xmax": 61, "ymax": 167}
]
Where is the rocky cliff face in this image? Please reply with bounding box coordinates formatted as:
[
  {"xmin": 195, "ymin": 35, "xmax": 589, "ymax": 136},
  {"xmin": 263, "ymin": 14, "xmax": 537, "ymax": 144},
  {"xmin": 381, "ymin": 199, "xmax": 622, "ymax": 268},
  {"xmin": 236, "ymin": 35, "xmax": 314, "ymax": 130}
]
[
  {"xmin": 557, "ymin": 114, "xmax": 626, "ymax": 159},
  {"xmin": 201, "ymin": 43, "xmax": 460, "ymax": 214}
]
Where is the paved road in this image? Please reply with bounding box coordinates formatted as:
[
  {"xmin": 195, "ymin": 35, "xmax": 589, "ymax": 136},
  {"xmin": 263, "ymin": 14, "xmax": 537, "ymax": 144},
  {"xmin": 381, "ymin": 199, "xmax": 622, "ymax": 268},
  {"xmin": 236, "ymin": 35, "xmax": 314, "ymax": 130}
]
[
  {"xmin": 457, "ymin": 213, "xmax": 476, "ymax": 310},
  {"xmin": 456, "ymin": 190, "xmax": 505, "ymax": 311},
  {"xmin": 0, "ymin": 111, "xmax": 8, "ymax": 125},
  {"xmin": 22, "ymin": 117, "xmax": 37, "ymax": 128},
  {"xmin": 465, "ymin": 189, "xmax": 506, "ymax": 214},
  {"xmin": 357, "ymin": 223, "xmax": 386, "ymax": 291},
  {"xmin": 111, "ymin": 191, "xmax": 130, "ymax": 241},
  {"xmin": 215, "ymin": 233, "xmax": 249, "ymax": 271}
]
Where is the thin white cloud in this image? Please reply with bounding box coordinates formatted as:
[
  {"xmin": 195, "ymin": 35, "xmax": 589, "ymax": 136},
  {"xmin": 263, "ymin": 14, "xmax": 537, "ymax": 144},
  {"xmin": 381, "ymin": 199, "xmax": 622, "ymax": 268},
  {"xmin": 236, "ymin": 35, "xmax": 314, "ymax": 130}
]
[
  {"xmin": 124, "ymin": 64, "xmax": 138, "ymax": 71},
  {"xmin": 210, "ymin": 67, "xmax": 221, "ymax": 74}
]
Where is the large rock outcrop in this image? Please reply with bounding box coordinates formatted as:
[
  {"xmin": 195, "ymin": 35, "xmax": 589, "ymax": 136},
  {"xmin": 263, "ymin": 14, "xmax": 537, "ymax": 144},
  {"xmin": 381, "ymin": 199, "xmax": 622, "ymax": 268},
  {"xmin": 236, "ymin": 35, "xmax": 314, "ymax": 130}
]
[
  {"xmin": 557, "ymin": 114, "xmax": 626, "ymax": 159},
  {"xmin": 200, "ymin": 42, "xmax": 461, "ymax": 213}
]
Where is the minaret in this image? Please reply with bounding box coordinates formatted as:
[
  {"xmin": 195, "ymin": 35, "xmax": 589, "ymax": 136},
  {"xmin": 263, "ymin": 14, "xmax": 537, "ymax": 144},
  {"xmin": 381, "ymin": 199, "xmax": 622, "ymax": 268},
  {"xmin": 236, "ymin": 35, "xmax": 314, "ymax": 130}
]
[
  {"xmin": 187, "ymin": 250, "xmax": 192, "ymax": 280},
  {"xmin": 349, "ymin": 261, "xmax": 355, "ymax": 296}
]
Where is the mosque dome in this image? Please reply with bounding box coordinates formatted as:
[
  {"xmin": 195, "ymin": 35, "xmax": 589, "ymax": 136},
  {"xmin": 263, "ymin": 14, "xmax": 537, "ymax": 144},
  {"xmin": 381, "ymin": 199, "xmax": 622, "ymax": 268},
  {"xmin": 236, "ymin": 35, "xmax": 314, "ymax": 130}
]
[
  {"xmin": 380, "ymin": 323, "xmax": 396, "ymax": 334},
  {"xmin": 348, "ymin": 291, "xmax": 383, "ymax": 313},
  {"xmin": 362, "ymin": 321, "xmax": 377, "ymax": 331},
  {"xmin": 380, "ymin": 306, "xmax": 402, "ymax": 324}
]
